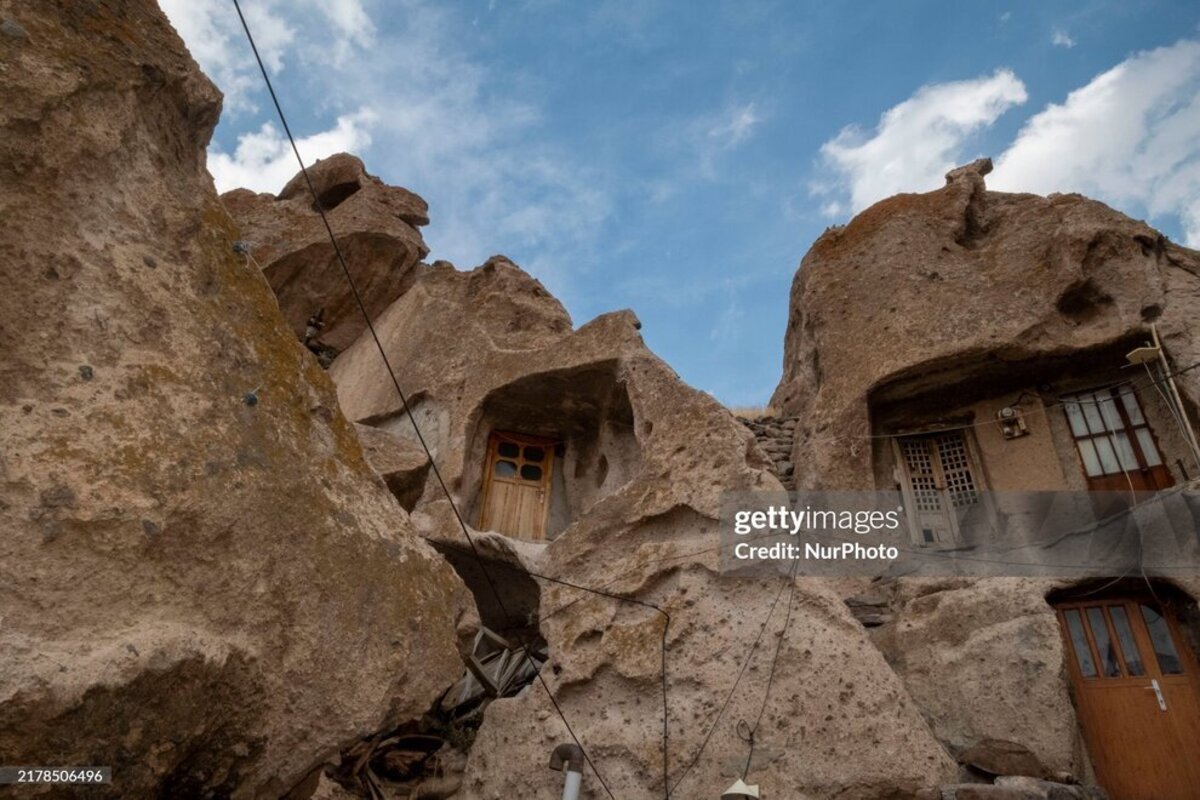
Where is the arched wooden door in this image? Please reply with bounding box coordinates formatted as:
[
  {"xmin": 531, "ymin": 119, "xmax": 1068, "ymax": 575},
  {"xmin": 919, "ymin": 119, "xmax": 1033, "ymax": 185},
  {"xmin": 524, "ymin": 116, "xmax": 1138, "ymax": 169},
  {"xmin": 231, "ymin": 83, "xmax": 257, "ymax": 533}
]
[{"xmin": 1055, "ymin": 593, "xmax": 1200, "ymax": 799}]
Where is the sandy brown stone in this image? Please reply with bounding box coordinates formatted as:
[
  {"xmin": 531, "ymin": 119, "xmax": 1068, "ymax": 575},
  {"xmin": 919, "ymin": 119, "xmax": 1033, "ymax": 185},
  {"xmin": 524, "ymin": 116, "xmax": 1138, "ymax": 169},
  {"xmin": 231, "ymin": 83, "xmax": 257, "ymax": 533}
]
[
  {"xmin": 221, "ymin": 153, "xmax": 430, "ymax": 351},
  {"xmin": 768, "ymin": 160, "xmax": 1200, "ymax": 790},
  {"xmin": 959, "ymin": 738, "xmax": 1052, "ymax": 779},
  {"xmin": 0, "ymin": 3, "xmax": 470, "ymax": 798},
  {"xmin": 330, "ymin": 256, "xmax": 957, "ymax": 798},
  {"xmin": 355, "ymin": 422, "xmax": 431, "ymax": 511},
  {"xmin": 771, "ymin": 158, "xmax": 1200, "ymax": 489}
]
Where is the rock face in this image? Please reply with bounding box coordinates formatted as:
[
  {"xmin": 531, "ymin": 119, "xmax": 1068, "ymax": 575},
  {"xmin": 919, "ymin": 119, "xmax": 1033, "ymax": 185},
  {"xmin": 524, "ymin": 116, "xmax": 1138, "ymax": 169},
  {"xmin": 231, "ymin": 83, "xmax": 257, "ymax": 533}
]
[
  {"xmin": 768, "ymin": 159, "xmax": 1200, "ymax": 790},
  {"xmin": 221, "ymin": 153, "xmax": 430, "ymax": 352},
  {"xmin": 771, "ymin": 157, "xmax": 1200, "ymax": 489},
  {"xmin": 0, "ymin": 4, "xmax": 470, "ymax": 798},
  {"xmin": 872, "ymin": 578, "xmax": 1083, "ymax": 779},
  {"xmin": 329, "ymin": 256, "xmax": 959, "ymax": 797},
  {"xmin": 355, "ymin": 423, "xmax": 431, "ymax": 511}
]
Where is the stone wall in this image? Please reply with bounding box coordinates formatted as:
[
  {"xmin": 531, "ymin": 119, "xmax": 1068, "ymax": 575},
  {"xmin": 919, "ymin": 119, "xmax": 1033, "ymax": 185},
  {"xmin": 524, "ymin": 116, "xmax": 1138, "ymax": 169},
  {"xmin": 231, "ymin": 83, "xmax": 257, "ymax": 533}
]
[{"xmin": 737, "ymin": 414, "xmax": 798, "ymax": 489}]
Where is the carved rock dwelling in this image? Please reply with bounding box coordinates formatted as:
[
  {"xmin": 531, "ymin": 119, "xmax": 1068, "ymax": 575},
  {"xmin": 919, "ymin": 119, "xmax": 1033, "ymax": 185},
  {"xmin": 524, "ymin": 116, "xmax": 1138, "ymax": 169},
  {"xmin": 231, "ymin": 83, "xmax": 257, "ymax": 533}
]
[{"xmin": 3, "ymin": 3, "xmax": 1200, "ymax": 799}]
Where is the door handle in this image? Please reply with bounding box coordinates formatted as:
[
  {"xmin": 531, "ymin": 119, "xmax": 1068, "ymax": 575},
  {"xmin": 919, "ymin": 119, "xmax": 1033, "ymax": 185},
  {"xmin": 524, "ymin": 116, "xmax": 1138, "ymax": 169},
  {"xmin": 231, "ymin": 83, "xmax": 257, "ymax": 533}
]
[{"xmin": 1145, "ymin": 678, "xmax": 1167, "ymax": 711}]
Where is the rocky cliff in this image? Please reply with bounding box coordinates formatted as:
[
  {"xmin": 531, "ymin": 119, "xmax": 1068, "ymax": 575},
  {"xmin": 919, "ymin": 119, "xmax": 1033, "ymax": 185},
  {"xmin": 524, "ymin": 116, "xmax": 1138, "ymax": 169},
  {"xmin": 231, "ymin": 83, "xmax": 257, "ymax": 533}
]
[
  {"xmin": 0, "ymin": 3, "xmax": 470, "ymax": 797},
  {"xmin": 771, "ymin": 158, "xmax": 1200, "ymax": 489},
  {"xmin": 324, "ymin": 252, "xmax": 959, "ymax": 798},
  {"xmin": 8, "ymin": 4, "xmax": 1200, "ymax": 799},
  {"xmin": 768, "ymin": 159, "xmax": 1200, "ymax": 792}
]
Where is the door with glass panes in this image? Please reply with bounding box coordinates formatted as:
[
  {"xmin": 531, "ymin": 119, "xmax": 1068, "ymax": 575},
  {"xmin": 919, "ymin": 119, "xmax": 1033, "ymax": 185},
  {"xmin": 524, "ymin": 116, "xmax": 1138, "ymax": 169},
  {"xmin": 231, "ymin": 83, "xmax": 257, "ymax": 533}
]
[
  {"xmin": 479, "ymin": 431, "xmax": 556, "ymax": 540},
  {"xmin": 1055, "ymin": 595, "xmax": 1200, "ymax": 799}
]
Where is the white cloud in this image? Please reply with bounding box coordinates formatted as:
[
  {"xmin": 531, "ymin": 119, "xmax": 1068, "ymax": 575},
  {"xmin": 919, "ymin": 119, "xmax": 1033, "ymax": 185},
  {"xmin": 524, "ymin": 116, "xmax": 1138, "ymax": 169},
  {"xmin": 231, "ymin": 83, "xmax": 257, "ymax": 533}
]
[
  {"xmin": 164, "ymin": 0, "xmax": 615, "ymax": 305},
  {"xmin": 709, "ymin": 103, "xmax": 763, "ymax": 148},
  {"xmin": 317, "ymin": 0, "xmax": 375, "ymax": 45},
  {"xmin": 161, "ymin": 0, "xmax": 377, "ymax": 111},
  {"xmin": 207, "ymin": 109, "xmax": 377, "ymax": 193},
  {"xmin": 1052, "ymin": 30, "xmax": 1076, "ymax": 48},
  {"xmin": 815, "ymin": 69, "xmax": 1028, "ymax": 214},
  {"xmin": 663, "ymin": 101, "xmax": 767, "ymax": 181},
  {"xmin": 160, "ymin": 0, "xmax": 294, "ymax": 112},
  {"xmin": 992, "ymin": 39, "xmax": 1200, "ymax": 245}
]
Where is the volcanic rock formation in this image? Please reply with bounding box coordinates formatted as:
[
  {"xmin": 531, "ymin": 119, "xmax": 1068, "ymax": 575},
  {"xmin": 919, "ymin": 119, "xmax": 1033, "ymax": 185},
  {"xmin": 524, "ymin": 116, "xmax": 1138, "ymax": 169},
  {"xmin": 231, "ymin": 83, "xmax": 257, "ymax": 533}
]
[
  {"xmin": 222, "ymin": 153, "xmax": 430, "ymax": 352},
  {"xmin": 771, "ymin": 157, "xmax": 1200, "ymax": 489},
  {"xmin": 0, "ymin": 4, "xmax": 470, "ymax": 798},
  {"xmin": 770, "ymin": 159, "xmax": 1200, "ymax": 787},
  {"xmin": 329, "ymin": 255, "xmax": 960, "ymax": 797}
]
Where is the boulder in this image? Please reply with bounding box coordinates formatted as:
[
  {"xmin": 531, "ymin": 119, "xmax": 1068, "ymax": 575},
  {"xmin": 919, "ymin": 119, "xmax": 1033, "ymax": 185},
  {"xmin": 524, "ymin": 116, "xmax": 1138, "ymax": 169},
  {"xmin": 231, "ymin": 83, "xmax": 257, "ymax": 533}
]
[
  {"xmin": 0, "ymin": 3, "xmax": 471, "ymax": 797},
  {"xmin": 328, "ymin": 256, "xmax": 958, "ymax": 797},
  {"xmin": 994, "ymin": 775, "xmax": 1109, "ymax": 800},
  {"xmin": 873, "ymin": 579, "xmax": 1083, "ymax": 780},
  {"xmin": 355, "ymin": 423, "xmax": 431, "ymax": 511},
  {"xmin": 767, "ymin": 159, "xmax": 1200, "ymax": 789},
  {"xmin": 221, "ymin": 153, "xmax": 430, "ymax": 351},
  {"xmin": 959, "ymin": 739, "xmax": 1052, "ymax": 780}
]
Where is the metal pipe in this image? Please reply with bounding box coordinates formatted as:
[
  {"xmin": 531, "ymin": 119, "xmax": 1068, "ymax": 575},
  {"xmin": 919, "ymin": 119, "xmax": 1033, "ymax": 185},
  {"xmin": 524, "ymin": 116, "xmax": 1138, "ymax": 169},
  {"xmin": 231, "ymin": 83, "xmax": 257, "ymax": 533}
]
[
  {"xmin": 1152, "ymin": 323, "xmax": 1200, "ymax": 471},
  {"xmin": 549, "ymin": 743, "xmax": 585, "ymax": 800},
  {"xmin": 562, "ymin": 769, "xmax": 582, "ymax": 800}
]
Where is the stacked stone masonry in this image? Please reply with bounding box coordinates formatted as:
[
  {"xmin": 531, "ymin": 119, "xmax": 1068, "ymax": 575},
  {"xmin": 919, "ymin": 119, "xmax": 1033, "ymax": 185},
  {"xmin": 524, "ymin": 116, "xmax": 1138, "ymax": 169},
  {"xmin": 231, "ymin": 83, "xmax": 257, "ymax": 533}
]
[{"xmin": 737, "ymin": 414, "xmax": 798, "ymax": 490}]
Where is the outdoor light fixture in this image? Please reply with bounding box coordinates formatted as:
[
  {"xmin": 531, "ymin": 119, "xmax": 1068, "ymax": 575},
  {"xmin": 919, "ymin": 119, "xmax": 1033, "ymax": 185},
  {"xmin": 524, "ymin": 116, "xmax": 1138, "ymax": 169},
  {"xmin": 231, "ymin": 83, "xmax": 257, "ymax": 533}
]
[{"xmin": 1126, "ymin": 344, "xmax": 1160, "ymax": 365}]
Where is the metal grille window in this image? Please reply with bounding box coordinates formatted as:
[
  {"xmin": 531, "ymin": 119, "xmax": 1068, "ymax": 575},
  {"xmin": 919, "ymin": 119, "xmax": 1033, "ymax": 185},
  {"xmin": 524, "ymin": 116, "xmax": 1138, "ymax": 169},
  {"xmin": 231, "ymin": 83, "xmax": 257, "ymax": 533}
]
[
  {"xmin": 896, "ymin": 429, "xmax": 983, "ymax": 546},
  {"xmin": 899, "ymin": 432, "xmax": 979, "ymax": 510},
  {"xmin": 899, "ymin": 438, "xmax": 941, "ymax": 512},
  {"xmin": 1062, "ymin": 388, "xmax": 1163, "ymax": 478},
  {"xmin": 936, "ymin": 432, "xmax": 979, "ymax": 508}
]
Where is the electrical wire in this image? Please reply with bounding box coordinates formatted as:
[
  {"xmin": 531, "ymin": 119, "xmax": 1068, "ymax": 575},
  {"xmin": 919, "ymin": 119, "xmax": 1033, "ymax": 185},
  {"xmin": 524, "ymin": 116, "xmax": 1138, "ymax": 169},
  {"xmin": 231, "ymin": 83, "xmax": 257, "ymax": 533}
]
[
  {"xmin": 739, "ymin": 558, "xmax": 800, "ymax": 780},
  {"xmin": 667, "ymin": 563, "xmax": 796, "ymax": 796},
  {"xmin": 229, "ymin": 3, "xmax": 673, "ymax": 796},
  {"xmin": 228, "ymin": 6, "xmax": 1200, "ymax": 791},
  {"xmin": 797, "ymin": 358, "xmax": 1200, "ymax": 446}
]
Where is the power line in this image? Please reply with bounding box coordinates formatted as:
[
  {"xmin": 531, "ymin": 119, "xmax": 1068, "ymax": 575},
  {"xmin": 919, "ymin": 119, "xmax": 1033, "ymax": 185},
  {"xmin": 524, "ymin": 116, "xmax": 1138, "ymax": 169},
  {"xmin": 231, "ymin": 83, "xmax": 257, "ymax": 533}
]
[
  {"xmin": 227, "ymin": 6, "xmax": 1200, "ymax": 792},
  {"xmin": 229, "ymin": 3, "xmax": 671, "ymax": 797},
  {"xmin": 739, "ymin": 557, "xmax": 799, "ymax": 780},
  {"xmin": 667, "ymin": 562, "xmax": 796, "ymax": 796},
  {"xmin": 799, "ymin": 358, "xmax": 1200, "ymax": 446}
]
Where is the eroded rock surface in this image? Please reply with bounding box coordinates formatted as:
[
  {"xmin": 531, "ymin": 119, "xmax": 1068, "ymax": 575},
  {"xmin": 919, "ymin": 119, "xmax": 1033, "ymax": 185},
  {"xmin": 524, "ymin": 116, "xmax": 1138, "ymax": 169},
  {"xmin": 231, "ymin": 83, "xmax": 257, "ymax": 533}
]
[
  {"xmin": 0, "ymin": 4, "xmax": 470, "ymax": 797},
  {"xmin": 771, "ymin": 158, "xmax": 1200, "ymax": 489},
  {"xmin": 355, "ymin": 423, "xmax": 431, "ymax": 511},
  {"xmin": 768, "ymin": 159, "xmax": 1200, "ymax": 791},
  {"xmin": 221, "ymin": 153, "xmax": 430, "ymax": 352},
  {"xmin": 328, "ymin": 255, "xmax": 958, "ymax": 797}
]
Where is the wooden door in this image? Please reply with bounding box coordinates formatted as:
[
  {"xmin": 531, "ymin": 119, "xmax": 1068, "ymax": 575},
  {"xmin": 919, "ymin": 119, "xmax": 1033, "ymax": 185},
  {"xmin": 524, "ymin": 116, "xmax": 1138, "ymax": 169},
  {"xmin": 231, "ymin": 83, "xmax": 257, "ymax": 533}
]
[
  {"xmin": 479, "ymin": 431, "xmax": 556, "ymax": 541},
  {"xmin": 895, "ymin": 430, "xmax": 982, "ymax": 545},
  {"xmin": 1056, "ymin": 595, "xmax": 1200, "ymax": 799}
]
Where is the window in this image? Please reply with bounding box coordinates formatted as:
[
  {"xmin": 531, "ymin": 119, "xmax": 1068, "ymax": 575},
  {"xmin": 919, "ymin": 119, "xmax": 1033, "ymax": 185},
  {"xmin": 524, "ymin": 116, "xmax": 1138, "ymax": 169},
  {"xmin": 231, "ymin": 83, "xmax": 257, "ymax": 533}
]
[{"xmin": 1061, "ymin": 387, "xmax": 1173, "ymax": 491}]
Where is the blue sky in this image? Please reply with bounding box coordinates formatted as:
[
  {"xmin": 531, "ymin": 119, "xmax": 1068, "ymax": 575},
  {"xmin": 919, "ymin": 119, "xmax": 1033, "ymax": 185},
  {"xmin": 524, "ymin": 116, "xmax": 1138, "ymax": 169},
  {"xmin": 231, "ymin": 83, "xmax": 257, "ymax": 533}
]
[{"xmin": 163, "ymin": 0, "xmax": 1200, "ymax": 407}]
